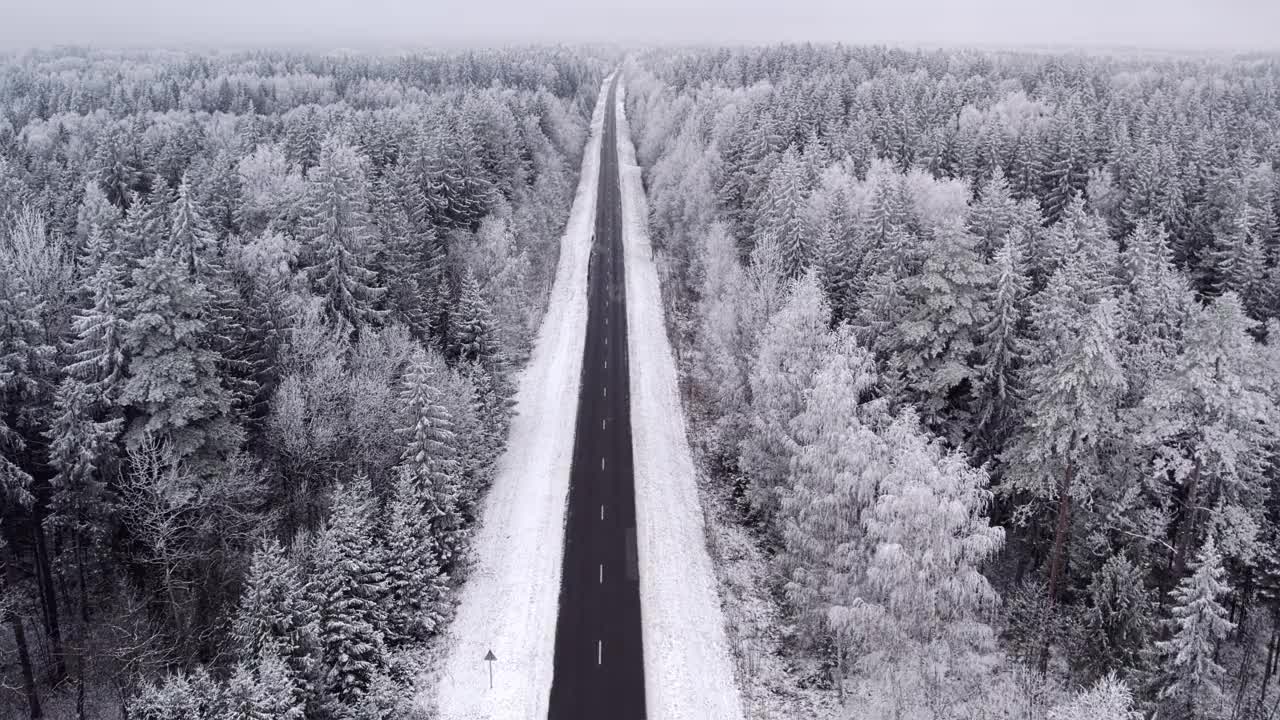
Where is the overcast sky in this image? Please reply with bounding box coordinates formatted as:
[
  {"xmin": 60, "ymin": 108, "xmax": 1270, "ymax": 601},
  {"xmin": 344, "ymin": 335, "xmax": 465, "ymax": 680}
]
[{"xmin": 1, "ymin": 0, "xmax": 1277, "ymax": 52}]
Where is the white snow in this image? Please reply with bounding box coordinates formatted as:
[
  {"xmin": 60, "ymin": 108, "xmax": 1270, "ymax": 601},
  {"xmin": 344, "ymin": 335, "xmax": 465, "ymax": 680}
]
[
  {"xmin": 616, "ymin": 79, "xmax": 747, "ymax": 720},
  {"xmin": 424, "ymin": 73, "xmax": 611, "ymax": 720}
]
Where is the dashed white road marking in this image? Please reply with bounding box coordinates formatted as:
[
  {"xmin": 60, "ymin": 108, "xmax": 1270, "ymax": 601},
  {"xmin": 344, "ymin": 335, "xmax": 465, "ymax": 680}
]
[
  {"xmin": 601, "ymin": 457, "xmax": 605, "ymax": 470},
  {"xmin": 599, "ymin": 564, "xmax": 603, "ymax": 584},
  {"xmin": 600, "ymin": 504, "xmax": 604, "ymax": 520},
  {"xmin": 603, "ymin": 386, "xmax": 607, "ymax": 398},
  {"xmin": 602, "ymin": 419, "xmax": 606, "ymax": 430},
  {"xmin": 598, "ymin": 640, "xmax": 602, "ymax": 666}
]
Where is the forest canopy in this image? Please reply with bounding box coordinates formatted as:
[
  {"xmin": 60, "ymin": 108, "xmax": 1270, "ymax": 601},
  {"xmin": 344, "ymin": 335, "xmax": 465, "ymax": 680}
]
[
  {"xmin": 625, "ymin": 44, "xmax": 1280, "ymax": 720},
  {"xmin": 0, "ymin": 45, "xmax": 607, "ymax": 719}
]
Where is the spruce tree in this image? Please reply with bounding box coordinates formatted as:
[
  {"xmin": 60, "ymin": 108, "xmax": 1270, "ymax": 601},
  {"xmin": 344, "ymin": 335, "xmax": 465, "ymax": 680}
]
[
  {"xmin": 167, "ymin": 174, "xmax": 213, "ymax": 278},
  {"xmin": 1157, "ymin": 537, "xmax": 1234, "ymax": 720},
  {"xmin": 48, "ymin": 229, "xmax": 128, "ymax": 535},
  {"xmin": 753, "ymin": 146, "xmax": 810, "ymax": 278},
  {"xmin": 1141, "ymin": 293, "xmax": 1275, "ymax": 577},
  {"xmin": 75, "ymin": 180, "xmax": 121, "ymax": 245},
  {"xmin": 232, "ymin": 539, "xmax": 321, "ymax": 708},
  {"xmin": 967, "ymin": 168, "xmax": 1019, "ymax": 258},
  {"xmin": 120, "ymin": 183, "xmax": 174, "ymax": 261},
  {"xmin": 68, "ymin": 231, "xmax": 129, "ymax": 392},
  {"xmin": 1083, "ymin": 554, "xmax": 1154, "ymax": 679},
  {"xmin": 299, "ymin": 139, "xmax": 387, "ymax": 335},
  {"xmin": 449, "ymin": 269, "xmax": 497, "ymax": 367},
  {"xmin": 396, "ymin": 350, "xmax": 464, "ymax": 565},
  {"xmin": 222, "ymin": 647, "xmax": 306, "ymax": 720},
  {"xmin": 892, "ymin": 218, "xmax": 992, "ymax": 440},
  {"xmin": 119, "ymin": 252, "xmax": 242, "ymax": 465},
  {"xmin": 310, "ymin": 475, "xmax": 389, "ymax": 704},
  {"xmin": 973, "ymin": 232, "xmax": 1030, "ymax": 460},
  {"xmin": 0, "ymin": 257, "xmax": 51, "ymax": 509},
  {"xmin": 1005, "ymin": 298, "xmax": 1126, "ymax": 604},
  {"xmin": 380, "ymin": 471, "xmax": 447, "ymax": 645}
]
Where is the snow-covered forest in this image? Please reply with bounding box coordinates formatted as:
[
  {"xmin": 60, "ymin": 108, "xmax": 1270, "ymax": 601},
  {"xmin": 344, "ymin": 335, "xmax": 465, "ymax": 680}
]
[
  {"xmin": 625, "ymin": 47, "xmax": 1280, "ymax": 720},
  {"xmin": 0, "ymin": 47, "xmax": 606, "ymax": 719}
]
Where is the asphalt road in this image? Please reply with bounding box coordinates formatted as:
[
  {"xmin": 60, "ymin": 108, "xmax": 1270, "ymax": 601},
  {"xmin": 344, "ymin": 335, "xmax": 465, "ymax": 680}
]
[{"xmin": 547, "ymin": 75, "xmax": 647, "ymax": 720}]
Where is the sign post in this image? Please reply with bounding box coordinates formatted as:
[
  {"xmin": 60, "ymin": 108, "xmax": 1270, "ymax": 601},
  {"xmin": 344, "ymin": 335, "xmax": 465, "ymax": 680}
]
[{"xmin": 484, "ymin": 649, "xmax": 497, "ymax": 690}]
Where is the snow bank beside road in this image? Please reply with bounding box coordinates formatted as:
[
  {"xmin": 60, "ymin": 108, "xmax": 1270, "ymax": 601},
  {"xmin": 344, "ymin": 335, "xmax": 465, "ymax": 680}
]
[
  {"xmin": 425, "ymin": 74, "xmax": 610, "ymax": 720},
  {"xmin": 616, "ymin": 79, "xmax": 747, "ymax": 720}
]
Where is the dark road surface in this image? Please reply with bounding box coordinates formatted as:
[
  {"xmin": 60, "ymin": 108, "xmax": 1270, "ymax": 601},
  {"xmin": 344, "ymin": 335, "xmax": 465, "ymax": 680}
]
[{"xmin": 547, "ymin": 75, "xmax": 647, "ymax": 719}]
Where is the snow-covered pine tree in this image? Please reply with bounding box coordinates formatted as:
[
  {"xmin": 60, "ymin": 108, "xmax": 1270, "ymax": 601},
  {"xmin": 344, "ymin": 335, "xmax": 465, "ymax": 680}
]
[
  {"xmin": 1204, "ymin": 197, "xmax": 1266, "ymax": 308},
  {"xmin": 118, "ymin": 251, "xmax": 242, "ymax": 465},
  {"xmin": 968, "ymin": 168, "xmax": 1019, "ymax": 259},
  {"xmin": 380, "ymin": 470, "xmax": 447, "ymax": 645},
  {"xmin": 753, "ymin": 146, "xmax": 810, "ymax": 278},
  {"xmin": 167, "ymin": 174, "xmax": 213, "ymax": 278},
  {"xmin": 396, "ymin": 350, "xmax": 464, "ymax": 566},
  {"xmin": 1005, "ymin": 298, "xmax": 1126, "ymax": 604},
  {"xmin": 48, "ymin": 229, "xmax": 129, "ymax": 535},
  {"xmin": 120, "ymin": 183, "xmax": 175, "ymax": 261},
  {"xmin": 369, "ymin": 175, "xmax": 428, "ymax": 337},
  {"xmin": 972, "ymin": 232, "xmax": 1030, "ymax": 461},
  {"xmin": 232, "ymin": 538, "xmax": 321, "ymax": 707},
  {"xmin": 1140, "ymin": 293, "xmax": 1276, "ymax": 577},
  {"xmin": 130, "ymin": 669, "xmax": 222, "ymax": 720},
  {"xmin": 309, "ymin": 475, "xmax": 389, "ymax": 704},
  {"xmin": 1157, "ymin": 536, "xmax": 1235, "ymax": 720},
  {"xmin": 75, "ymin": 180, "xmax": 122, "ymax": 246},
  {"xmin": 299, "ymin": 138, "xmax": 387, "ymax": 336},
  {"xmin": 222, "ymin": 646, "xmax": 306, "ymax": 720},
  {"xmin": 131, "ymin": 675, "xmax": 203, "ymax": 720},
  {"xmin": 45, "ymin": 377, "xmax": 121, "ymax": 548},
  {"xmin": 1082, "ymin": 553, "xmax": 1155, "ymax": 679},
  {"xmin": 449, "ymin": 268, "xmax": 498, "ymax": 367},
  {"xmin": 810, "ymin": 174, "xmax": 865, "ymax": 324},
  {"xmin": 1117, "ymin": 219, "xmax": 1190, "ymax": 403},
  {"xmin": 347, "ymin": 669, "xmax": 414, "ymax": 720},
  {"xmin": 891, "ymin": 217, "xmax": 992, "ymax": 441},
  {"xmin": 0, "ymin": 242, "xmax": 55, "ymax": 508}
]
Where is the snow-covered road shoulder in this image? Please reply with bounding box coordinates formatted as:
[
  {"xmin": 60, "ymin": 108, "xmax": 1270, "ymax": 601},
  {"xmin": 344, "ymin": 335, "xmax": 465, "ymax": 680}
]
[
  {"xmin": 424, "ymin": 74, "xmax": 611, "ymax": 720},
  {"xmin": 616, "ymin": 79, "xmax": 747, "ymax": 720}
]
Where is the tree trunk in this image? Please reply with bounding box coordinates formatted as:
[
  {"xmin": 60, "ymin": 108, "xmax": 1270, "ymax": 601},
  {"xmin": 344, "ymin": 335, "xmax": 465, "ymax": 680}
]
[
  {"xmin": 76, "ymin": 653, "xmax": 87, "ymax": 720},
  {"xmin": 1047, "ymin": 456, "xmax": 1075, "ymax": 606},
  {"xmin": 32, "ymin": 524, "xmax": 66, "ymax": 684},
  {"xmin": 6, "ymin": 555, "xmax": 43, "ymax": 719},
  {"xmin": 1172, "ymin": 456, "xmax": 1202, "ymax": 579},
  {"xmin": 8, "ymin": 613, "xmax": 43, "ymax": 719},
  {"xmin": 1263, "ymin": 617, "xmax": 1280, "ymax": 711}
]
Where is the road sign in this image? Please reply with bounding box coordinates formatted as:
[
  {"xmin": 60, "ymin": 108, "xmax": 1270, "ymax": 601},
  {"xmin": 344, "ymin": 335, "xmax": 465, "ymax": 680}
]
[{"xmin": 484, "ymin": 649, "xmax": 497, "ymax": 689}]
